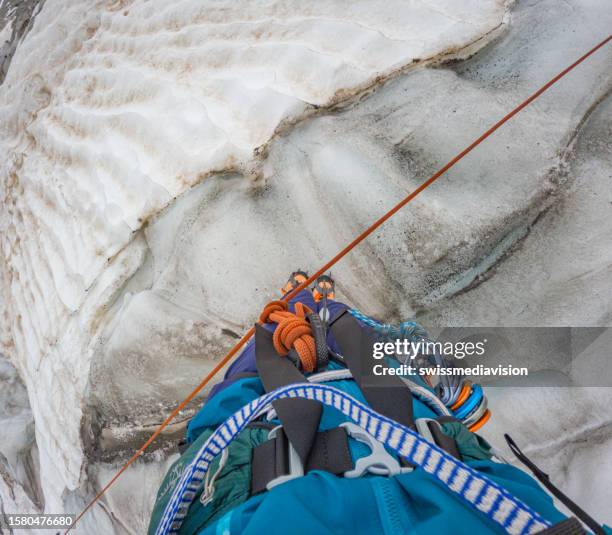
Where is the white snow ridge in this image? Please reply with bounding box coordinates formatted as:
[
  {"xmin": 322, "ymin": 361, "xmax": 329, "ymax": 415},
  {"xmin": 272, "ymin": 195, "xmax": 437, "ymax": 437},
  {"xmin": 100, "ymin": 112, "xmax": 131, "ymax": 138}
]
[{"xmin": 1, "ymin": 0, "xmax": 611, "ymax": 533}]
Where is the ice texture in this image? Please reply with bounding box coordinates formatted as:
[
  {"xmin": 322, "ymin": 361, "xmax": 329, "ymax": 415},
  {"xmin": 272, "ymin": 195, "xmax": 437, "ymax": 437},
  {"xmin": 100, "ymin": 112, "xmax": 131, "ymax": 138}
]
[
  {"xmin": 0, "ymin": 355, "xmax": 42, "ymax": 513},
  {"xmin": 0, "ymin": 0, "xmax": 509, "ymax": 519},
  {"xmin": 0, "ymin": 0, "xmax": 611, "ymax": 532}
]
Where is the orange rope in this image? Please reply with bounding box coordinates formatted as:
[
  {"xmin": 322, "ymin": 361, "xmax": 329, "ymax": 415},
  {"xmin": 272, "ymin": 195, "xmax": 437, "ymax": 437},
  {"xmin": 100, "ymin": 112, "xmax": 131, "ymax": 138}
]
[
  {"xmin": 259, "ymin": 301, "xmax": 317, "ymax": 372},
  {"xmin": 67, "ymin": 35, "xmax": 611, "ymax": 532}
]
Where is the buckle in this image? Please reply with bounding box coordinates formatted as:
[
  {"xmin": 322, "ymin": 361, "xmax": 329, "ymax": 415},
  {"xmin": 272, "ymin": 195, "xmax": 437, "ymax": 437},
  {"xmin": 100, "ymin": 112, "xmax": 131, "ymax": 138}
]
[
  {"xmin": 265, "ymin": 425, "xmax": 304, "ymax": 490},
  {"xmin": 415, "ymin": 418, "xmax": 442, "ymax": 444},
  {"xmin": 340, "ymin": 422, "xmax": 412, "ymax": 478},
  {"xmin": 265, "ymin": 422, "xmax": 413, "ymax": 490}
]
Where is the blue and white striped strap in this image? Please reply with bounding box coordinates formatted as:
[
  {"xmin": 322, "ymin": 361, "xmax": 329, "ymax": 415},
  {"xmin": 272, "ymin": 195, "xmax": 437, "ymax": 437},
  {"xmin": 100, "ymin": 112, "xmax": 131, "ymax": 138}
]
[{"xmin": 155, "ymin": 383, "xmax": 551, "ymax": 535}]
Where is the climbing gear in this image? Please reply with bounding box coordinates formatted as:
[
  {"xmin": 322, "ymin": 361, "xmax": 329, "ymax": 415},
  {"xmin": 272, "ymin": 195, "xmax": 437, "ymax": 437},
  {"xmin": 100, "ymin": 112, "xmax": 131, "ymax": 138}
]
[
  {"xmin": 70, "ymin": 36, "xmax": 612, "ymax": 531},
  {"xmin": 448, "ymin": 382, "xmax": 491, "ymax": 432},
  {"xmin": 348, "ymin": 308, "xmax": 492, "ymax": 433},
  {"xmin": 247, "ymin": 307, "xmax": 469, "ymax": 506},
  {"xmin": 259, "ymin": 300, "xmax": 318, "ymax": 372},
  {"xmin": 252, "ymin": 424, "xmax": 352, "ymax": 493},
  {"xmin": 463, "ymin": 395, "xmax": 489, "ymax": 429},
  {"xmin": 312, "ymin": 274, "xmax": 335, "ymax": 302},
  {"xmin": 468, "ymin": 409, "xmax": 492, "ymax": 433},
  {"xmin": 454, "ymin": 384, "xmax": 484, "ymax": 420},
  {"xmin": 258, "ymin": 367, "xmax": 451, "ymax": 422},
  {"xmin": 280, "ymin": 270, "xmax": 309, "ymax": 295},
  {"xmin": 313, "ymin": 273, "xmax": 335, "ymax": 328},
  {"xmin": 155, "ymin": 383, "xmax": 553, "ymax": 535},
  {"xmin": 148, "ymin": 297, "xmax": 608, "ymax": 535},
  {"xmin": 151, "ymin": 300, "xmax": 607, "ymax": 534},
  {"xmin": 505, "ymin": 435, "xmax": 606, "ymax": 535},
  {"xmin": 339, "ymin": 421, "xmax": 412, "ymax": 478},
  {"xmin": 146, "ymin": 289, "xmax": 606, "ymax": 534},
  {"xmin": 259, "ymin": 300, "xmax": 329, "ymax": 373},
  {"xmin": 452, "ymin": 382, "xmax": 473, "ymax": 410}
]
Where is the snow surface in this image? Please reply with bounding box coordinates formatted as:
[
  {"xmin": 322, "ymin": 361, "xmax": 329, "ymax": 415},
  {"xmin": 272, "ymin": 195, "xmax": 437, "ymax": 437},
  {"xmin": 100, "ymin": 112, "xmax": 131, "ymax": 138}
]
[
  {"xmin": 0, "ymin": 0, "xmax": 509, "ymax": 518},
  {"xmin": 0, "ymin": 0, "xmax": 611, "ymax": 532}
]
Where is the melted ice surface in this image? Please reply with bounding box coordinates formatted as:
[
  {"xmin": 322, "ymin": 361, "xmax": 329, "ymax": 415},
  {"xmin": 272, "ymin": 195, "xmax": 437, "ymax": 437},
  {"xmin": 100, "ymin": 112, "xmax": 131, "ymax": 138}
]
[
  {"xmin": 1, "ymin": 0, "xmax": 506, "ymax": 313},
  {"xmin": 0, "ymin": 0, "xmax": 508, "ymax": 513},
  {"xmin": 1, "ymin": 0, "xmax": 611, "ymax": 531}
]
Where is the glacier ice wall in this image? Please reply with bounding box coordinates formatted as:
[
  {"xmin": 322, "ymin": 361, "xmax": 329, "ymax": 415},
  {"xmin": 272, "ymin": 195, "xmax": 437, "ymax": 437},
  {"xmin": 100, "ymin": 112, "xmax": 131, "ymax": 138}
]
[
  {"xmin": 1, "ymin": 0, "xmax": 611, "ymax": 532},
  {"xmin": 0, "ymin": 0, "xmax": 510, "ymax": 516},
  {"xmin": 0, "ymin": 354, "xmax": 43, "ymax": 518}
]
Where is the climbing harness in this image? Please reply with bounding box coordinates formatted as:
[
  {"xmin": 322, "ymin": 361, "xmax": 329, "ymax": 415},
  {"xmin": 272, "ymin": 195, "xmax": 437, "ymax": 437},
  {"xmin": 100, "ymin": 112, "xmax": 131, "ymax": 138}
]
[
  {"xmin": 260, "ymin": 367, "xmax": 451, "ymax": 421},
  {"xmin": 68, "ymin": 35, "xmax": 612, "ymax": 532}
]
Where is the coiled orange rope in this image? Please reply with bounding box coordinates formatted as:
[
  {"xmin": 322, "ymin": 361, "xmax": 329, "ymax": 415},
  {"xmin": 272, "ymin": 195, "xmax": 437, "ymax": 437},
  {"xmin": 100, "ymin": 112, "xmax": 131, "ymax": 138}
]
[{"xmin": 259, "ymin": 300, "xmax": 317, "ymax": 372}]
